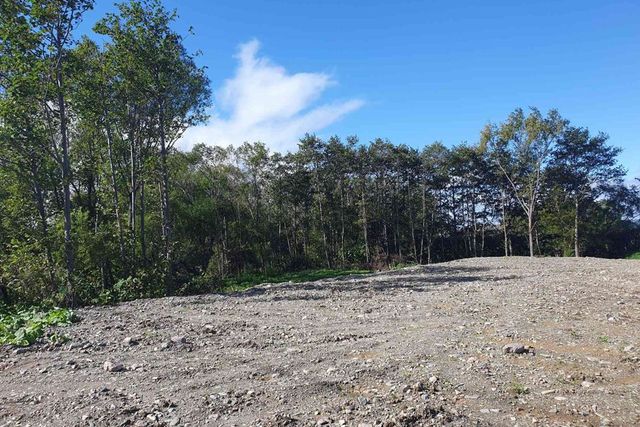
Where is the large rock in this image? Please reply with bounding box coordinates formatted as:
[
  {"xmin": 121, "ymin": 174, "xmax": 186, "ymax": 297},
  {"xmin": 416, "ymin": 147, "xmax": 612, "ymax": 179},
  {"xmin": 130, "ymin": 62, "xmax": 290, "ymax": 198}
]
[{"xmin": 502, "ymin": 343, "xmax": 534, "ymax": 355}]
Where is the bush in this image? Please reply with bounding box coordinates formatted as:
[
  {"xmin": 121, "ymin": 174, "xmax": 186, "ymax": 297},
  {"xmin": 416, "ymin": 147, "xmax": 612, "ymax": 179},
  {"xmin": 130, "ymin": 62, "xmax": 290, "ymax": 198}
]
[{"xmin": 0, "ymin": 307, "xmax": 76, "ymax": 347}]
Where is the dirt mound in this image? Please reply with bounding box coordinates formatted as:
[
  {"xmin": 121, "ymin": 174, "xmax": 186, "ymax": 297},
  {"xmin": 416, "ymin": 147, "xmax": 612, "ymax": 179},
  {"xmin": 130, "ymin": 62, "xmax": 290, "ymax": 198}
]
[{"xmin": 1, "ymin": 257, "xmax": 639, "ymax": 426}]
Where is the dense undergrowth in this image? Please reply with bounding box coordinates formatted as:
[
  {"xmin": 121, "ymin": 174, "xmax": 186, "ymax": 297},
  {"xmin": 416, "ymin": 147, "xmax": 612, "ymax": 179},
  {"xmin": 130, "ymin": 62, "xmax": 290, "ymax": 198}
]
[
  {"xmin": 628, "ymin": 252, "xmax": 640, "ymax": 260},
  {"xmin": 0, "ymin": 306, "xmax": 76, "ymax": 347}
]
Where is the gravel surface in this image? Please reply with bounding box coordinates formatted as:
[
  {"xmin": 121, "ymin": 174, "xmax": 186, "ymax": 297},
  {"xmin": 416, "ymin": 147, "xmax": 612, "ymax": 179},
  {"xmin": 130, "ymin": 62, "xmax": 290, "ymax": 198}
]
[{"xmin": 1, "ymin": 257, "xmax": 639, "ymax": 426}]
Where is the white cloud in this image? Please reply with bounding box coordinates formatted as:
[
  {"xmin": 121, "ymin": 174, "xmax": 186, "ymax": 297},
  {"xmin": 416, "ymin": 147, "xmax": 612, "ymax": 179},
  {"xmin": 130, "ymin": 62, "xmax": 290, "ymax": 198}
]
[{"xmin": 178, "ymin": 39, "xmax": 364, "ymax": 152}]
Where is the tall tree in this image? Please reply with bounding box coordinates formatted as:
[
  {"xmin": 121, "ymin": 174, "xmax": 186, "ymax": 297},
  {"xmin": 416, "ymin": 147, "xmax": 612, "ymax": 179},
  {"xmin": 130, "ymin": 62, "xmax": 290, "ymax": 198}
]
[
  {"xmin": 96, "ymin": 0, "xmax": 210, "ymax": 293},
  {"xmin": 550, "ymin": 127, "xmax": 626, "ymax": 257},
  {"xmin": 481, "ymin": 108, "xmax": 566, "ymax": 257},
  {"xmin": 1, "ymin": 0, "xmax": 94, "ymax": 303}
]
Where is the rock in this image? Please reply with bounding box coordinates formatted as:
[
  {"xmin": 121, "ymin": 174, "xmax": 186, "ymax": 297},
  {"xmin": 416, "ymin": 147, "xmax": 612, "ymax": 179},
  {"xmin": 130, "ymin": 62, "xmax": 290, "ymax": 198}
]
[
  {"xmin": 13, "ymin": 348, "xmax": 27, "ymax": 355},
  {"xmin": 103, "ymin": 360, "xmax": 125, "ymax": 372},
  {"xmin": 203, "ymin": 324, "xmax": 216, "ymax": 334},
  {"xmin": 68, "ymin": 342, "xmax": 83, "ymax": 350},
  {"xmin": 123, "ymin": 337, "xmax": 139, "ymax": 346},
  {"xmin": 316, "ymin": 417, "xmax": 331, "ymax": 425},
  {"xmin": 170, "ymin": 336, "xmax": 186, "ymax": 344},
  {"xmin": 503, "ymin": 343, "xmax": 534, "ymax": 355},
  {"xmin": 357, "ymin": 396, "xmax": 369, "ymax": 406}
]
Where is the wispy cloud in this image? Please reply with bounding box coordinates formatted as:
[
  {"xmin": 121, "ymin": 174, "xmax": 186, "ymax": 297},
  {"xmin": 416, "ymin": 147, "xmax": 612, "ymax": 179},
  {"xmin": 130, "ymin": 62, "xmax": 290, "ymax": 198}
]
[{"xmin": 179, "ymin": 40, "xmax": 364, "ymax": 152}]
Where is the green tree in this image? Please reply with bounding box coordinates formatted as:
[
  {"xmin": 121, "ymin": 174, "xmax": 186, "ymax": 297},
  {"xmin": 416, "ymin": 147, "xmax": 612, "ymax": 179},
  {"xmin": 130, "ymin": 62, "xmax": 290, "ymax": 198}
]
[
  {"xmin": 481, "ymin": 108, "xmax": 566, "ymax": 256},
  {"xmin": 96, "ymin": 0, "xmax": 210, "ymax": 292},
  {"xmin": 550, "ymin": 127, "xmax": 626, "ymax": 257}
]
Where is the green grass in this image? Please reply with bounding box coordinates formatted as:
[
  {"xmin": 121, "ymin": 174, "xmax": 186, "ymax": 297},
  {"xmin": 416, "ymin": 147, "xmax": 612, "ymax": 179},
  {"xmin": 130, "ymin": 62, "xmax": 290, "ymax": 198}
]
[
  {"xmin": 0, "ymin": 307, "xmax": 76, "ymax": 347},
  {"xmin": 510, "ymin": 382, "xmax": 530, "ymax": 396},
  {"xmin": 627, "ymin": 251, "xmax": 640, "ymax": 260},
  {"xmin": 221, "ymin": 268, "xmax": 371, "ymax": 292}
]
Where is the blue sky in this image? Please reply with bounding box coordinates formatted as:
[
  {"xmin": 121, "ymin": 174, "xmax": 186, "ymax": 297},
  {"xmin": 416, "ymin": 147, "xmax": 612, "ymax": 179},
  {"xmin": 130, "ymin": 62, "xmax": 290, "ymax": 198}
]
[{"xmin": 79, "ymin": 0, "xmax": 640, "ymax": 179}]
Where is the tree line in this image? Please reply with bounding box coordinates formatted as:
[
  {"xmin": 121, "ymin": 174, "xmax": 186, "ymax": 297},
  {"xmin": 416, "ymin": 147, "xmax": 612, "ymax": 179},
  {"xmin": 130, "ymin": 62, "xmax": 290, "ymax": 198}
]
[{"xmin": 1, "ymin": 0, "xmax": 639, "ymax": 306}]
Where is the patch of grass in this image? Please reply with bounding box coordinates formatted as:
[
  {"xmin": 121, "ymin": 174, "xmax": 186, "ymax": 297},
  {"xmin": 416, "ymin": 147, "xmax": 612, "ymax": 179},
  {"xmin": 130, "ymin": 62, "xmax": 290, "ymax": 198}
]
[
  {"xmin": 222, "ymin": 268, "xmax": 371, "ymax": 292},
  {"xmin": 598, "ymin": 335, "xmax": 610, "ymax": 344},
  {"xmin": 0, "ymin": 307, "xmax": 76, "ymax": 347},
  {"xmin": 510, "ymin": 382, "xmax": 530, "ymax": 396},
  {"xmin": 389, "ymin": 262, "xmax": 419, "ymax": 271},
  {"xmin": 627, "ymin": 251, "xmax": 640, "ymax": 260}
]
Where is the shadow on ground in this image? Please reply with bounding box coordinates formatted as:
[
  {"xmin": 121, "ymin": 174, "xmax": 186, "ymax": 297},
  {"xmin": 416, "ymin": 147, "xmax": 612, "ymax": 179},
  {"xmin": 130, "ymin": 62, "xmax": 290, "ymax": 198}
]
[{"xmin": 225, "ymin": 265, "xmax": 521, "ymax": 302}]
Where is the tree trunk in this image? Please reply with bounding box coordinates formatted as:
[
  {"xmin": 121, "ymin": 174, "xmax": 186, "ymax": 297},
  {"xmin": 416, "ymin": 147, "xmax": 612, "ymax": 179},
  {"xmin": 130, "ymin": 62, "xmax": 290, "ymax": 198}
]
[
  {"xmin": 32, "ymin": 172, "xmax": 56, "ymax": 290},
  {"xmin": 340, "ymin": 181, "xmax": 346, "ymax": 266},
  {"xmin": 501, "ymin": 191, "xmax": 509, "ymax": 257},
  {"xmin": 317, "ymin": 195, "xmax": 330, "ymax": 269},
  {"xmin": 140, "ymin": 178, "xmax": 146, "ymax": 264},
  {"xmin": 574, "ymin": 197, "xmax": 580, "ymax": 257},
  {"xmin": 158, "ymin": 106, "xmax": 174, "ymax": 294},
  {"xmin": 55, "ymin": 36, "xmax": 74, "ymax": 305},
  {"xmin": 528, "ymin": 212, "xmax": 534, "ymax": 257},
  {"xmin": 361, "ymin": 184, "xmax": 370, "ymax": 264},
  {"xmin": 104, "ymin": 119, "xmax": 126, "ymax": 263},
  {"xmin": 419, "ymin": 184, "xmax": 426, "ymax": 264},
  {"xmin": 129, "ymin": 127, "xmax": 137, "ymax": 264}
]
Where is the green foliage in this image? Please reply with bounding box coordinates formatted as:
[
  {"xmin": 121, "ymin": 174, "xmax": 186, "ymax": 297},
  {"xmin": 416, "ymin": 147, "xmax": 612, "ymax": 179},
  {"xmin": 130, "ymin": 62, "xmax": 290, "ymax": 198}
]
[
  {"xmin": 510, "ymin": 382, "xmax": 530, "ymax": 396},
  {"xmin": 1, "ymin": 0, "xmax": 639, "ymax": 309},
  {"xmin": 0, "ymin": 307, "xmax": 76, "ymax": 347},
  {"xmin": 627, "ymin": 252, "xmax": 640, "ymax": 260}
]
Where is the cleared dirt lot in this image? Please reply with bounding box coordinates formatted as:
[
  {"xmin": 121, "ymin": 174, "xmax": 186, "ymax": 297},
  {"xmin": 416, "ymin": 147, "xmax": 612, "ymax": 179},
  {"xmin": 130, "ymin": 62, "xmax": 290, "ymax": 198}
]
[{"xmin": 1, "ymin": 257, "xmax": 639, "ymax": 426}]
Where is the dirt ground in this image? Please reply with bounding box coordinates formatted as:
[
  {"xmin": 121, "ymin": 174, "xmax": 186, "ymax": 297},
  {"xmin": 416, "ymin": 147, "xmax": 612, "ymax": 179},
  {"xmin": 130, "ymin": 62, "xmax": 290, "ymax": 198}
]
[{"xmin": 1, "ymin": 257, "xmax": 639, "ymax": 427}]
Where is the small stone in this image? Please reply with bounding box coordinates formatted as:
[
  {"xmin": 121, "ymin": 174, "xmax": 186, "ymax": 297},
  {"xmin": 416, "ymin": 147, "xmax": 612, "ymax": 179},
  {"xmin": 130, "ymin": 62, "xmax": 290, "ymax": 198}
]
[
  {"xmin": 123, "ymin": 337, "xmax": 138, "ymax": 346},
  {"xmin": 13, "ymin": 348, "xmax": 27, "ymax": 355},
  {"xmin": 581, "ymin": 381, "xmax": 593, "ymax": 388},
  {"xmin": 170, "ymin": 336, "xmax": 186, "ymax": 344},
  {"xmin": 503, "ymin": 343, "xmax": 534, "ymax": 355},
  {"xmin": 68, "ymin": 342, "xmax": 83, "ymax": 350},
  {"xmin": 316, "ymin": 417, "xmax": 331, "ymax": 426},
  {"xmin": 103, "ymin": 360, "xmax": 125, "ymax": 372},
  {"xmin": 203, "ymin": 324, "xmax": 216, "ymax": 334}
]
